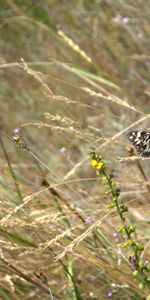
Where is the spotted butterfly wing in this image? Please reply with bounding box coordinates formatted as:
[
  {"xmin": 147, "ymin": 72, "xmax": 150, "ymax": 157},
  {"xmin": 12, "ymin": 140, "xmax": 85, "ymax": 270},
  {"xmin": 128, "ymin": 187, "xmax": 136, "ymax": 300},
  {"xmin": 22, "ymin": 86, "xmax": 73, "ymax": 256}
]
[
  {"xmin": 12, "ymin": 132, "xmax": 27, "ymax": 149},
  {"xmin": 127, "ymin": 130, "xmax": 150, "ymax": 157}
]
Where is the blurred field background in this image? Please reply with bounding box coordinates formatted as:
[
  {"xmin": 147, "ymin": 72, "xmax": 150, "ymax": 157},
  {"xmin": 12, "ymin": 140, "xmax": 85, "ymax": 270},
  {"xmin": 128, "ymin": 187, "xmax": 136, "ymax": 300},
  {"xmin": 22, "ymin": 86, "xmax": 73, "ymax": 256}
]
[{"xmin": 0, "ymin": 0, "xmax": 150, "ymax": 299}]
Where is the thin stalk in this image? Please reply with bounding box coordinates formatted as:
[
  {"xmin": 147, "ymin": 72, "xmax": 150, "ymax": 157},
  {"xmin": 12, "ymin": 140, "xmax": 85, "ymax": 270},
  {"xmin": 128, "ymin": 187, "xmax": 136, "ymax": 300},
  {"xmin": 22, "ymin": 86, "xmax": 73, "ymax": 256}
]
[{"xmin": 0, "ymin": 137, "xmax": 23, "ymax": 203}]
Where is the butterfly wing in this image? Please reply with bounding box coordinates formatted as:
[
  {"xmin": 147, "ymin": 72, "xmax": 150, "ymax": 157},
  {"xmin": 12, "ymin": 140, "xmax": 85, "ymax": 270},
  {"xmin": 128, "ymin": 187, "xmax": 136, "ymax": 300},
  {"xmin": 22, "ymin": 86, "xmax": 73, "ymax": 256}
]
[{"xmin": 127, "ymin": 130, "xmax": 150, "ymax": 157}]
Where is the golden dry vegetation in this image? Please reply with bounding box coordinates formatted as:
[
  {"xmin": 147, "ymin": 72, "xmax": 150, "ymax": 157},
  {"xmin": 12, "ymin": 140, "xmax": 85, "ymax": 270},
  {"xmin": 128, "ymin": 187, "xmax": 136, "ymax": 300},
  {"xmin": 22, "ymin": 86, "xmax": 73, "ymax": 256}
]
[{"xmin": 0, "ymin": 1, "xmax": 150, "ymax": 299}]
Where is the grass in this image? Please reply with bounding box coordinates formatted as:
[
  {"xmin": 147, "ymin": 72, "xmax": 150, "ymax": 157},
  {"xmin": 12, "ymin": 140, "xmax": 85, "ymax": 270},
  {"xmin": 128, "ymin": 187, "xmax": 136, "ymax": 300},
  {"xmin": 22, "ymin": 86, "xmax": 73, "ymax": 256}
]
[{"xmin": 0, "ymin": 0, "xmax": 150, "ymax": 299}]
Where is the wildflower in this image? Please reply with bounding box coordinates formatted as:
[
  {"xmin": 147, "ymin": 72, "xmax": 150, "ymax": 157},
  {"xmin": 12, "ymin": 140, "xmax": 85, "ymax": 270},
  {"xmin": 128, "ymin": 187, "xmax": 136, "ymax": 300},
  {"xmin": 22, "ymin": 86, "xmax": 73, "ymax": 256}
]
[
  {"xmin": 122, "ymin": 17, "xmax": 129, "ymax": 24},
  {"xmin": 129, "ymin": 256, "xmax": 138, "ymax": 268},
  {"xmin": 86, "ymin": 216, "xmax": 94, "ymax": 225},
  {"xmin": 107, "ymin": 291, "xmax": 113, "ymax": 297},
  {"xmin": 91, "ymin": 159, "xmax": 98, "ymax": 168},
  {"xmin": 60, "ymin": 146, "xmax": 66, "ymax": 153},
  {"xmin": 91, "ymin": 159, "xmax": 104, "ymax": 170},
  {"xmin": 97, "ymin": 162, "xmax": 104, "ymax": 170},
  {"xmin": 14, "ymin": 127, "xmax": 20, "ymax": 134},
  {"xmin": 113, "ymin": 231, "xmax": 119, "ymax": 239}
]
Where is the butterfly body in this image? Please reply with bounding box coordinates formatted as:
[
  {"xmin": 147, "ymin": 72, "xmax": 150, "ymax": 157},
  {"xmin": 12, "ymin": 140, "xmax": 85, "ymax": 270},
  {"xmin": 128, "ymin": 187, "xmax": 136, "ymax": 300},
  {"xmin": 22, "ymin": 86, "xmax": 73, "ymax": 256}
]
[
  {"xmin": 127, "ymin": 130, "xmax": 150, "ymax": 157},
  {"xmin": 12, "ymin": 132, "xmax": 27, "ymax": 149}
]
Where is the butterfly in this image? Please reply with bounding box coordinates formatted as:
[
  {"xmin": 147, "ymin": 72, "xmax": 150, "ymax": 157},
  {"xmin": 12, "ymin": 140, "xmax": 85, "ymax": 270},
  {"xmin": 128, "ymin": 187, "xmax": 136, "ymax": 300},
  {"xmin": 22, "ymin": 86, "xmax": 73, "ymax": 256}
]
[
  {"xmin": 12, "ymin": 132, "xmax": 27, "ymax": 149},
  {"xmin": 127, "ymin": 130, "xmax": 150, "ymax": 157}
]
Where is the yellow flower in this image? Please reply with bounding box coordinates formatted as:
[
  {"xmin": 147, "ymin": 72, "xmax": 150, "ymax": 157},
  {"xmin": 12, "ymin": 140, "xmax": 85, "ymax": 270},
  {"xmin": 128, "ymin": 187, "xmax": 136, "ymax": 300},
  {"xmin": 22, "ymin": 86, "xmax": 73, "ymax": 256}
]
[
  {"xmin": 97, "ymin": 162, "xmax": 104, "ymax": 169},
  {"xmin": 91, "ymin": 159, "xmax": 98, "ymax": 168}
]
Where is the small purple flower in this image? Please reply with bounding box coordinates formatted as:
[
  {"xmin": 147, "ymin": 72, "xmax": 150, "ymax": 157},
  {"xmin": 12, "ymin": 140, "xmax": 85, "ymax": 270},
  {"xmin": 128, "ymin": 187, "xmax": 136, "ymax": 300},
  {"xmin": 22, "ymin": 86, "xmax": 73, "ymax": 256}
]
[
  {"xmin": 129, "ymin": 255, "xmax": 138, "ymax": 268},
  {"xmin": 113, "ymin": 231, "xmax": 118, "ymax": 238},
  {"xmin": 13, "ymin": 128, "xmax": 20, "ymax": 134},
  {"xmin": 122, "ymin": 17, "xmax": 129, "ymax": 24},
  {"xmin": 112, "ymin": 231, "xmax": 119, "ymax": 241},
  {"xmin": 86, "ymin": 216, "xmax": 94, "ymax": 225},
  {"xmin": 60, "ymin": 147, "xmax": 66, "ymax": 153},
  {"xmin": 107, "ymin": 291, "xmax": 113, "ymax": 297}
]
